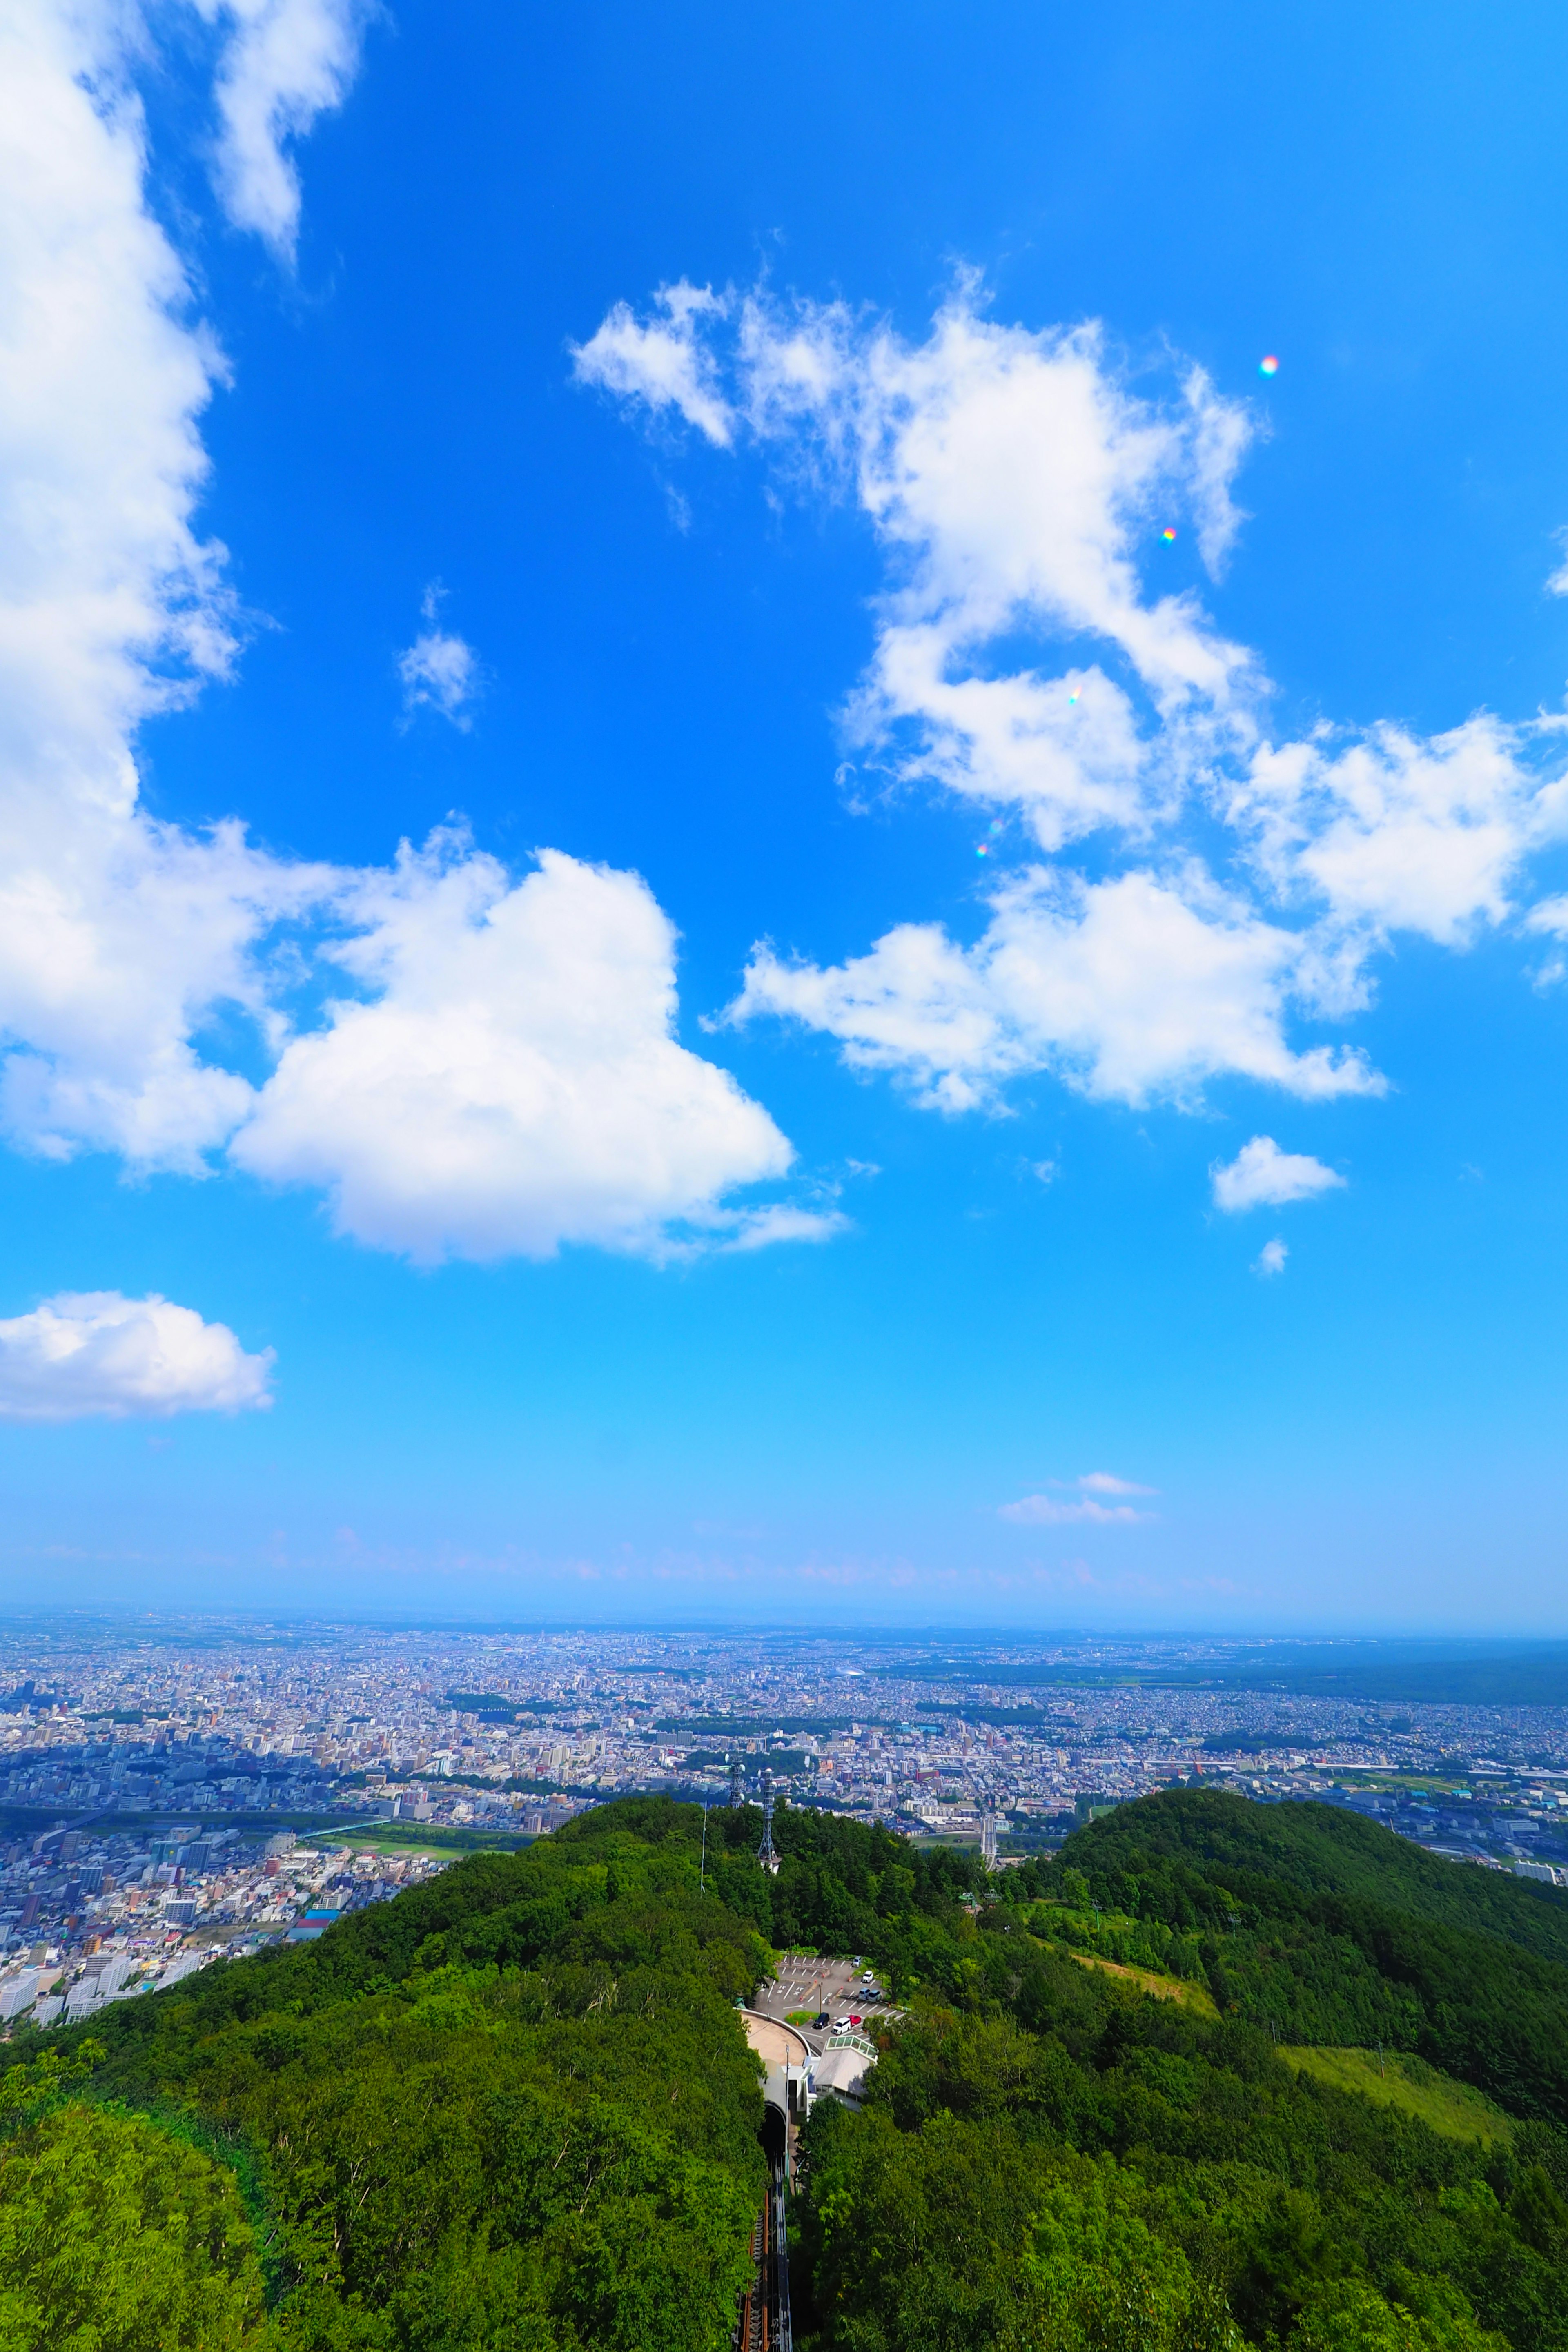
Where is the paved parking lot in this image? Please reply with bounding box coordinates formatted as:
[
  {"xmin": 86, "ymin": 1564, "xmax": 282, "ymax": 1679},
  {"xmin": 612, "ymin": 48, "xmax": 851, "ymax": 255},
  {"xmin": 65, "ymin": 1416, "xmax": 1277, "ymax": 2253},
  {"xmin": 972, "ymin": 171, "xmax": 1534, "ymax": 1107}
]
[{"xmin": 752, "ymin": 1952, "xmax": 899, "ymax": 2052}]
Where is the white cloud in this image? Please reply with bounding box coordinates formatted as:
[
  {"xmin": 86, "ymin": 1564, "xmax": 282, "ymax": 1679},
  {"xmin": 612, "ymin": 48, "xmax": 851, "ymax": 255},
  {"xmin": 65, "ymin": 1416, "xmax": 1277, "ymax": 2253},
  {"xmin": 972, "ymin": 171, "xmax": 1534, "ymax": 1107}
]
[
  {"xmin": 999, "ymin": 1492, "xmax": 1152, "ymax": 1527},
  {"xmin": 398, "ymin": 585, "xmax": 478, "ymax": 727},
  {"xmin": 1211, "ymin": 1134, "xmax": 1345, "ymax": 1214},
  {"xmin": 582, "ymin": 282, "xmax": 1258, "ymax": 851},
  {"xmin": 230, "ymin": 842, "xmax": 809, "ymax": 1263},
  {"xmin": 0, "ymin": 0, "xmax": 306, "ymax": 1172},
  {"xmin": 0, "ymin": 1291, "xmax": 273, "ymax": 1421},
  {"xmin": 713, "ymin": 1202, "xmax": 849, "ymax": 1253},
  {"xmin": 1526, "ymin": 895, "xmax": 1568, "ymax": 939},
  {"xmin": 191, "ymin": 0, "xmax": 374, "ymax": 260},
  {"xmin": 1548, "ymin": 532, "xmax": 1568, "ymax": 597},
  {"xmin": 584, "ymin": 270, "xmax": 1568, "ymax": 1126},
  {"xmin": 1000, "ymin": 1471, "xmax": 1156, "ymax": 1523},
  {"xmin": 571, "ymin": 281, "xmax": 735, "ymax": 447},
  {"xmin": 1254, "ymin": 1237, "xmax": 1288, "ymax": 1277},
  {"xmin": 0, "ymin": 9, "xmax": 822, "ymax": 1268},
  {"xmin": 724, "ymin": 864, "xmax": 1382, "ymax": 1111},
  {"xmin": 1234, "ymin": 717, "xmax": 1568, "ymax": 946}
]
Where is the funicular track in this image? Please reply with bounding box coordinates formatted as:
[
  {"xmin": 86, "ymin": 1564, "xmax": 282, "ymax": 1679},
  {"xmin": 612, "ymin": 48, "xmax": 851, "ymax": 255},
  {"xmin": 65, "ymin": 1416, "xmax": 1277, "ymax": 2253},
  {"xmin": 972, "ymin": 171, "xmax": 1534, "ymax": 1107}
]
[{"xmin": 735, "ymin": 2157, "xmax": 791, "ymax": 2352}]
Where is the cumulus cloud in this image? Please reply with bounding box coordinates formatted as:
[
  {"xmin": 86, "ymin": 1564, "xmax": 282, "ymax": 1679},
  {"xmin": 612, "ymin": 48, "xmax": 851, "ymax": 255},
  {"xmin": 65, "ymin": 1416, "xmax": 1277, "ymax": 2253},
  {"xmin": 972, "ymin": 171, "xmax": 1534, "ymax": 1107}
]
[
  {"xmin": 0, "ymin": 0, "xmax": 308, "ymax": 1173},
  {"xmin": 1211, "ymin": 1134, "xmax": 1345, "ymax": 1214},
  {"xmin": 1077, "ymin": 1470, "xmax": 1156, "ymax": 1495},
  {"xmin": 231, "ymin": 842, "xmax": 813, "ymax": 1263},
  {"xmin": 1234, "ymin": 717, "xmax": 1567, "ymax": 946},
  {"xmin": 582, "ymin": 271, "xmax": 1568, "ymax": 1125},
  {"xmin": 1254, "ymin": 1237, "xmax": 1288, "ymax": 1277},
  {"xmin": 0, "ymin": 4, "xmax": 821, "ymax": 1268},
  {"xmin": 723, "ymin": 865, "xmax": 1381, "ymax": 1111},
  {"xmin": 191, "ymin": 0, "xmax": 375, "ymax": 259},
  {"xmin": 0, "ymin": 1291, "xmax": 273, "ymax": 1420},
  {"xmin": 398, "ymin": 586, "xmax": 479, "ymax": 727}
]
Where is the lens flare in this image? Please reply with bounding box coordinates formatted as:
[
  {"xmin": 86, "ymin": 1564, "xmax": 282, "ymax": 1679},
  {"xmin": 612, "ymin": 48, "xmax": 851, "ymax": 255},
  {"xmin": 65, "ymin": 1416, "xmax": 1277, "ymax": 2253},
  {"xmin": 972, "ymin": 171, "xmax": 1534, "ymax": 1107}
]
[
  {"xmin": 1162, "ymin": 527, "xmax": 1177, "ymax": 542},
  {"xmin": 1259, "ymin": 354, "xmax": 1280, "ymax": 377}
]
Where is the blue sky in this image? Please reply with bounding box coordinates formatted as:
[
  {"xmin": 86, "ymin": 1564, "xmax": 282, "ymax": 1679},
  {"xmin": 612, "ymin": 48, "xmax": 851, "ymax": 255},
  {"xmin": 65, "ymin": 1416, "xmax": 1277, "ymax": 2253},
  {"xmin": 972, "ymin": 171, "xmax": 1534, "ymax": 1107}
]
[{"xmin": 3, "ymin": 0, "xmax": 1568, "ymax": 1629}]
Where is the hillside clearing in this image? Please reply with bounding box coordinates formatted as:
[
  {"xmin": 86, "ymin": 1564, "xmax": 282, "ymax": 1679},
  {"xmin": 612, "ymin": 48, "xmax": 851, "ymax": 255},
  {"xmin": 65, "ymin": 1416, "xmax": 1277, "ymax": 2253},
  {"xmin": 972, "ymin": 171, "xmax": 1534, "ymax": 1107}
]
[
  {"xmin": 1064, "ymin": 1947, "xmax": 1220, "ymax": 2016},
  {"xmin": 1279, "ymin": 2045, "xmax": 1514, "ymax": 2145}
]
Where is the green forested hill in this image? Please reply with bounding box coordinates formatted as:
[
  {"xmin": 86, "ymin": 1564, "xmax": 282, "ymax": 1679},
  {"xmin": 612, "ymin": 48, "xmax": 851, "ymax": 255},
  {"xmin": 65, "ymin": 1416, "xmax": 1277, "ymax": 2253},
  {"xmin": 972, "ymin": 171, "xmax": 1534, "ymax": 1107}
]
[
  {"xmin": 791, "ymin": 1790, "xmax": 1568, "ymax": 2352},
  {"xmin": 1067, "ymin": 1789, "xmax": 1568, "ymax": 1966},
  {"xmin": 4, "ymin": 1801, "xmax": 776, "ymax": 2350},
  {"xmin": 1001, "ymin": 1790, "xmax": 1568, "ymax": 2127},
  {"xmin": 4, "ymin": 1790, "xmax": 1568, "ymax": 2352}
]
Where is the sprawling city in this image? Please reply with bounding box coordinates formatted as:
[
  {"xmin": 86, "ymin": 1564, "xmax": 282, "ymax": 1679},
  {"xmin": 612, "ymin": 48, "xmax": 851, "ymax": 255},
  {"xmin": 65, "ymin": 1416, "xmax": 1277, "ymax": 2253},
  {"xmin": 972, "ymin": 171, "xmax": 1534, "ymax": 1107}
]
[{"xmin": 4, "ymin": 1617, "xmax": 1568, "ymax": 2032}]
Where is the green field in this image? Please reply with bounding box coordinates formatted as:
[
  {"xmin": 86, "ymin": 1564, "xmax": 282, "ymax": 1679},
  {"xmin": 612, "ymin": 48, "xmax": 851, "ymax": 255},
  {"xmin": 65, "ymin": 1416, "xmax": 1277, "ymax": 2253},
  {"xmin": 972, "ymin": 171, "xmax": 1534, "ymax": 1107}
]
[
  {"xmin": 1278, "ymin": 2045, "xmax": 1515, "ymax": 2145},
  {"xmin": 299, "ymin": 1823, "xmax": 536, "ymax": 1858},
  {"xmin": 1328, "ymin": 1772, "xmax": 1487, "ymax": 1793}
]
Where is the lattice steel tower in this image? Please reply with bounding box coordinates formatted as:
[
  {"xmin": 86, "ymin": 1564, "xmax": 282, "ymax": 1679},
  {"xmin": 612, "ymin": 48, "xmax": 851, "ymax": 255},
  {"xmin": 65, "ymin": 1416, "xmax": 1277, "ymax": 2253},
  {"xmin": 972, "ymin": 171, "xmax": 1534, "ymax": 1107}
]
[{"xmin": 758, "ymin": 1767, "xmax": 779, "ymax": 1873}]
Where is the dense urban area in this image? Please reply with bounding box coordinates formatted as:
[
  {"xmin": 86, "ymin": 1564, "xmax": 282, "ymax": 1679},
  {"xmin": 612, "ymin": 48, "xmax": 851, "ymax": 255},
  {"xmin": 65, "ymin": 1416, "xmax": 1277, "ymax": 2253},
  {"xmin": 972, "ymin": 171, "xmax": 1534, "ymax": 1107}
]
[{"xmin": 4, "ymin": 1615, "xmax": 1568, "ymax": 2032}]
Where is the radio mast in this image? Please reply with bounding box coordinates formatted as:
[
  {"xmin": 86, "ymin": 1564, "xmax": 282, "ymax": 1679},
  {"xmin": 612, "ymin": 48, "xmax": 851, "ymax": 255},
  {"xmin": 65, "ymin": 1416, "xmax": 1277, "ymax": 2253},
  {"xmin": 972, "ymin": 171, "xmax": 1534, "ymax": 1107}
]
[{"xmin": 758, "ymin": 1767, "xmax": 780, "ymax": 1874}]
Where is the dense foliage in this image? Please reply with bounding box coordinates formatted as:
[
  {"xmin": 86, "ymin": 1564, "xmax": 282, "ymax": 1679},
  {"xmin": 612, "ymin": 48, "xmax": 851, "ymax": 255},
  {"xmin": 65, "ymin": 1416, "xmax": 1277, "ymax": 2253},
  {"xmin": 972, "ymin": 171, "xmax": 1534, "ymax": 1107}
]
[
  {"xmin": 1005, "ymin": 1792, "xmax": 1568, "ymax": 2124},
  {"xmin": 5, "ymin": 1788, "xmax": 1568, "ymax": 2352},
  {"xmin": 11, "ymin": 1802, "xmax": 776, "ymax": 2350},
  {"xmin": 786, "ymin": 1790, "xmax": 1568, "ymax": 2352}
]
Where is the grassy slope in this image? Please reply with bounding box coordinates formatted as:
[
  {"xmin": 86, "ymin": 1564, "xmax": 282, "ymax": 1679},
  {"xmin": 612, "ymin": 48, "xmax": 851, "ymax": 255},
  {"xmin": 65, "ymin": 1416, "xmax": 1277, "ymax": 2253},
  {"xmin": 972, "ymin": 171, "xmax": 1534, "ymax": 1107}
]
[
  {"xmin": 1065, "ymin": 1947, "xmax": 1219, "ymax": 2016},
  {"xmin": 1034, "ymin": 1788, "xmax": 1568, "ymax": 2128},
  {"xmin": 1278, "ymin": 2045, "xmax": 1514, "ymax": 2146}
]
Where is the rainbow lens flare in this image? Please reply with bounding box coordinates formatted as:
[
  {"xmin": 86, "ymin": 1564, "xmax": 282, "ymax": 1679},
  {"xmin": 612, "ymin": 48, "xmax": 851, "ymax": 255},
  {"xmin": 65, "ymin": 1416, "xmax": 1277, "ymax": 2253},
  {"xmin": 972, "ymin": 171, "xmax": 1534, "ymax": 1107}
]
[
  {"xmin": 1162, "ymin": 526, "xmax": 1177, "ymax": 542},
  {"xmin": 1259, "ymin": 354, "xmax": 1280, "ymax": 376}
]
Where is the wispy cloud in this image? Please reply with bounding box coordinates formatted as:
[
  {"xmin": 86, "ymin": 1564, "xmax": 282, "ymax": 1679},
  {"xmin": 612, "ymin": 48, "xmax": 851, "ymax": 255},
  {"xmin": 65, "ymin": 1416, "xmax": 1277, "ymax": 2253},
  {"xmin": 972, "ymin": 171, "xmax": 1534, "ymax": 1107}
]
[
  {"xmin": 572, "ymin": 280, "xmax": 735, "ymax": 445},
  {"xmin": 998, "ymin": 1471, "xmax": 1158, "ymax": 1525},
  {"xmin": 193, "ymin": 0, "xmax": 376, "ymax": 262},
  {"xmin": 1254, "ymin": 1236, "xmax": 1289, "ymax": 1277},
  {"xmin": 397, "ymin": 585, "xmax": 480, "ymax": 728}
]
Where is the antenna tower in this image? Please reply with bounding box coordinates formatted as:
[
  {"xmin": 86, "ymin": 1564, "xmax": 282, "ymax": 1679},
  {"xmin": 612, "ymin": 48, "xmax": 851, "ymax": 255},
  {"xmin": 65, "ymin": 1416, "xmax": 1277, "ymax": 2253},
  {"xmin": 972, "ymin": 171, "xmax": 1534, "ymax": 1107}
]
[
  {"xmin": 758, "ymin": 1766, "xmax": 779, "ymax": 1873},
  {"xmin": 728, "ymin": 1756, "xmax": 744, "ymax": 1810}
]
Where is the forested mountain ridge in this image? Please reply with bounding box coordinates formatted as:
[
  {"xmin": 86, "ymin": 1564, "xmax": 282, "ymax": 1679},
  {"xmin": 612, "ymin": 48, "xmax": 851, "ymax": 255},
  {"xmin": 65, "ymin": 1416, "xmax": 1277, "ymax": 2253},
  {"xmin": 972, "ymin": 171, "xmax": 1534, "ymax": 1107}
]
[
  {"xmin": 2, "ymin": 1790, "xmax": 1568, "ymax": 2352},
  {"xmin": 1064, "ymin": 1788, "xmax": 1568, "ymax": 1967},
  {"xmin": 791, "ymin": 1790, "xmax": 1568, "ymax": 2352},
  {"xmin": 1007, "ymin": 1790, "xmax": 1568, "ymax": 2127}
]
